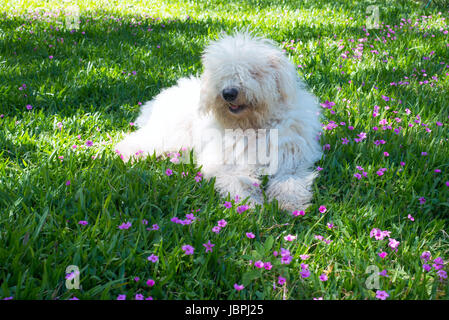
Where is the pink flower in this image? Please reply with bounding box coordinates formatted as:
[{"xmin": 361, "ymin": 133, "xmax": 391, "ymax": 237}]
[
  {"xmin": 165, "ymin": 169, "xmax": 173, "ymax": 176},
  {"xmin": 85, "ymin": 140, "xmax": 93, "ymax": 147},
  {"xmin": 292, "ymin": 210, "xmax": 305, "ymax": 216},
  {"xmin": 203, "ymin": 240, "xmax": 215, "ymax": 253},
  {"xmin": 378, "ymin": 251, "xmax": 388, "ymax": 259},
  {"xmin": 212, "ymin": 226, "xmax": 221, "ymax": 234},
  {"xmin": 234, "ymin": 284, "xmax": 244, "ymax": 291},
  {"xmin": 117, "ymin": 294, "xmax": 126, "ymax": 300},
  {"xmin": 407, "ymin": 214, "xmax": 414, "ymax": 221},
  {"xmin": 118, "ymin": 222, "xmax": 132, "ymax": 230},
  {"xmin": 376, "ymin": 290, "xmax": 389, "ymax": 300},
  {"xmin": 148, "ymin": 254, "xmax": 159, "ymax": 263},
  {"xmin": 254, "ymin": 260, "xmax": 264, "ymax": 268},
  {"xmin": 135, "ymin": 294, "xmax": 144, "ymax": 300},
  {"xmin": 237, "ymin": 205, "xmax": 249, "ymax": 214},
  {"xmin": 423, "ymin": 264, "xmax": 432, "ymax": 272},
  {"xmin": 182, "ymin": 244, "xmax": 194, "ymax": 255},
  {"xmin": 388, "ymin": 238, "xmax": 400, "ymax": 250},
  {"xmin": 420, "ymin": 251, "xmax": 431, "ymax": 262},
  {"xmin": 217, "ymin": 219, "xmax": 227, "ymax": 227},
  {"xmin": 246, "ymin": 232, "xmax": 255, "ymax": 239},
  {"xmin": 284, "ymin": 234, "xmax": 296, "ymax": 241},
  {"xmin": 78, "ymin": 220, "xmax": 88, "ymax": 226},
  {"xmin": 300, "ymin": 269, "xmax": 311, "ymax": 278},
  {"xmin": 319, "ymin": 274, "xmax": 328, "ymax": 281},
  {"xmin": 379, "ymin": 270, "xmax": 388, "ymax": 277},
  {"xmin": 319, "ymin": 206, "xmax": 327, "ymax": 213},
  {"xmin": 146, "ymin": 279, "xmax": 155, "ymax": 287},
  {"xmin": 264, "ymin": 262, "xmax": 273, "ymax": 270},
  {"xmin": 278, "ymin": 276, "xmax": 286, "ymax": 285},
  {"xmin": 26, "ymin": 104, "xmax": 33, "ymax": 110},
  {"xmin": 223, "ymin": 201, "xmax": 232, "ymax": 208}
]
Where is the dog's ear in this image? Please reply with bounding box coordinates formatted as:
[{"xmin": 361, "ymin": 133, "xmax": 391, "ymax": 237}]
[{"xmin": 269, "ymin": 54, "xmax": 297, "ymax": 103}]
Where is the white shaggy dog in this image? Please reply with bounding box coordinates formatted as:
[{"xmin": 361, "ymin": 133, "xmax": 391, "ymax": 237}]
[{"xmin": 115, "ymin": 33, "xmax": 322, "ymax": 212}]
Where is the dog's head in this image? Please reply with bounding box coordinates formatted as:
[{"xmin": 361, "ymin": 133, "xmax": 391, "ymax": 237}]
[{"xmin": 199, "ymin": 32, "xmax": 298, "ymax": 129}]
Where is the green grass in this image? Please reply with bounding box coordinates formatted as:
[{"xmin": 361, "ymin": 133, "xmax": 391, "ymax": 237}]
[{"xmin": 0, "ymin": 0, "xmax": 448, "ymax": 300}]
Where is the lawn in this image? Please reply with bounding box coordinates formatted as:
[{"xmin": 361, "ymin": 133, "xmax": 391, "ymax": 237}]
[{"xmin": 0, "ymin": 0, "xmax": 448, "ymax": 300}]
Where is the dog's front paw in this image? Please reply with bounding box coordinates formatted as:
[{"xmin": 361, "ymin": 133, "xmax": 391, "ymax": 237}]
[
  {"xmin": 214, "ymin": 174, "xmax": 263, "ymax": 208},
  {"xmin": 266, "ymin": 178, "xmax": 312, "ymax": 212}
]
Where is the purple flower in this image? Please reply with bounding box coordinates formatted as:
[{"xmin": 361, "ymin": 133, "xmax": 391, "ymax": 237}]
[
  {"xmin": 203, "ymin": 240, "xmax": 215, "ymax": 253},
  {"xmin": 376, "ymin": 290, "xmax": 389, "ymax": 300},
  {"xmin": 135, "ymin": 294, "xmax": 144, "ymax": 300},
  {"xmin": 117, "ymin": 294, "xmax": 126, "ymax": 300},
  {"xmin": 118, "ymin": 222, "xmax": 132, "ymax": 230},
  {"xmin": 388, "ymin": 238, "xmax": 400, "ymax": 251},
  {"xmin": 246, "ymin": 232, "xmax": 255, "ymax": 239},
  {"xmin": 284, "ymin": 234, "xmax": 296, "ymax": 242},
  {"xmin": 223, "ymin": 201, "xmax": 232, "ymax": 209},
  {"xmin": 420, "ymin": 251, "xmax": 431, "ymax": 262},
  {"xmin": 237, "ymin": 205, "xmax": 249, "ymax": 214},
  {"xmin": 148, "ymin": 254, "xmax": 159, "ymax": 263},
  {"xmin": 319, "ymin": 274, "xmax": 328, "ymax": 281},
  {"xmin": 278, "ymin": 276, "xmax": 286, "ymax": 285},
  {"xmin": 292, "ymin": 210, "xmax": 305, "ymax": 216},
  {"xmin": 78, "ymin": 220, "xmax": 88, "ymax": 226},
  {"xmin": 26, "ymin": 104, "xmax": 33, "ymax": 110},
  {"xmin": 165, "ymin": 169, "xmax": 173, "ymax": 176},
  {"xmin": 423, "ymin": 264, "xmax": 432, "ymax": 272},
  {"xmin": 281, "ymin": 255, "xmax": 293, "ymax": 265},
  {"xmin": 217, "ymin": 219, "xmax": 227, "ymax": 228},
  {"xmin": 437, "ymin": 270, "xmax": 447, "ymax": 280},
  {"xmin": 254, "ymin": 260, "xmax": 264, "ymax": 268},
  {"xmin": 234, "ymin": 284, "xmax": 244, "ymax": 291},
  {"xmin": 378, "ymin": 270, "xmax": 388, "ymax": 277},
  {"xmin": 264, "ymin": 262, "xmax": 273, "ymax": 270},
  {"xmin": 300, "ymin": 269, "xmax": 311, "ymax": 278},
  {"xmin": 85, "ymin": 140, "xmax": 93, "ymax": 147},
  {"xmin": 146, "ymin": 279, "xmax": 155, "ymax": 287},
  {"xmin": 182, "ymin": 244, "xmax": 194, "ymax": 255}
]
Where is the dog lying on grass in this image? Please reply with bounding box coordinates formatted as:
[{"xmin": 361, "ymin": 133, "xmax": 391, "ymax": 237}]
[{"xmin": 116, "ymin": 32, "xmax": 322, "ymax": 211}]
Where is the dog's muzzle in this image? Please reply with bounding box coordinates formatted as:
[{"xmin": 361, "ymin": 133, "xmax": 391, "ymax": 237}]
[
  {"xmin": 222, "ymin": 87, "xmax": 238, "ymax": 102},
  {"xmin": 222, "ymin": 87, "xmax": 247, "ymax": 114}
]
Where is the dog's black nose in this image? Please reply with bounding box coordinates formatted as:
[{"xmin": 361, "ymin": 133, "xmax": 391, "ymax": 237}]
[{"xmin": 222, "ymin": 88, "xmax": 238, "ymax": 102}]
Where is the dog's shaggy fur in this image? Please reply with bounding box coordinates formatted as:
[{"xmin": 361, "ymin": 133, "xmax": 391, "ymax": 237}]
[{"xmin": 115, "ymin": 33, "xmax": 322, "ymax": 211}]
